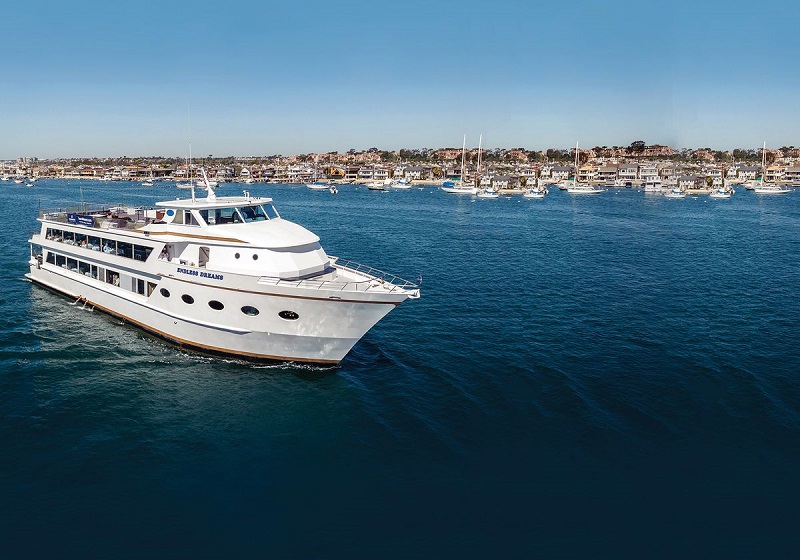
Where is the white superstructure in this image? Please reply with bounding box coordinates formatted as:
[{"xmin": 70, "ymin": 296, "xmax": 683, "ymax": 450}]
[{"xmin": 27, "ymin": 182, "xmax": 420, "ymax": 365}]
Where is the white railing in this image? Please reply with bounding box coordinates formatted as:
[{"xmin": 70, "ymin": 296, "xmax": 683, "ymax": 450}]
[{"xmin": 258, "ymin": 257, "xmax": 420, "ymax": 295}]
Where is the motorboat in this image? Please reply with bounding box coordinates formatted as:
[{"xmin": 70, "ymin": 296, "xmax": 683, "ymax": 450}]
[
  {"xmin": 476, "ymin": 187, "xmax": 500, "ymax": 199},
  {"xmin": 664, "ymin": 188, "xmax": 687, "ymax": 199},
  {"xmin": 523, "ymin": 186, "xmax": 548, "ymax": 199},
  {"xmin": 26, "ymin": 173, "xmax": 420, "ymax": 365}
]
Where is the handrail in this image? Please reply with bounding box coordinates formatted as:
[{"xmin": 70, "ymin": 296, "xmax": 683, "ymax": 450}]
[{"xmin": 258, "ymin": 257, "xmax": 420, "ymax": 295}]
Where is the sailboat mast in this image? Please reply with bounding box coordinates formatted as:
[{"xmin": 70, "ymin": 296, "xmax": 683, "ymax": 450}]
[
  {"xmin": 477, "ymin": 134, "xmax": 483, "ymax": 186},
  {"xmin": 460, "ymin": 135, "xmax": 466, "ymax": 185}
]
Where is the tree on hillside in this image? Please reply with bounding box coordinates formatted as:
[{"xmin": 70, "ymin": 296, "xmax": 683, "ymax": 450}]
[{"xmin": 629, "ymin": 140, "xmax": 646, "ymax": 159}]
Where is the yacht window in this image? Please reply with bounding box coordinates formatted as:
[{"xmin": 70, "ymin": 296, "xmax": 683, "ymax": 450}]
[
  {"xmin": 263, "ymin": 204, "xmax": 280, "ymax": 219},
  {"xmin": 183, "ymin": 211, "xmax": 199, "ymax": 226},
  {"xmin": 102, "ymin": 240, "xmax": 117, "ymax": 254},
  {"xmin": 87, "ymin": 236, "xmax": 101, "ymax": 251},
  {"xmin": 136, "ymin": 279, "xmax": 145, "ymax": 295},
  {"xmin": 134, "ymin": 245, "xmax": 152, "ymax": 261},
  {"xmin": 208, "ymin": 300, "xmax": 224, "ymax": 311},
  {"xmin": 160, "ymin": 288, "xmax": 171, "ymax": 298},
  {"xmin": 117, "ymin": 242, "xmax": 133, "ymax": 259},
  {"xmin": 46, "ymin": 252, "xmax": 55, "ymax": 264},
  {"xmin": 241, "ymin": 306, "xmax": 259, "ymax": 316},
  {"xmin": 217, "ymin": 208, "xmax": 240, "ymax": 224},
  {"xmin": 241, "ymin": 205, "xmax": 268, "ymax": 222},
  {"xmin": 182, "ymin": 294, "xmax": 195, "ymax": 304}
]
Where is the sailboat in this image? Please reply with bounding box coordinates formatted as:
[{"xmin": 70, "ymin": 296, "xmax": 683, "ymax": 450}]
[
  {"xmin": 176, "ymin": 144, "xmax": 198, "ymax": 189},
  {"xmin": 753, "ymin": 142, "xmax": 791, "ymax": 194},
  {"xmin": 142, "ymin": 168, "xmax": 154, "ymax": 187},
  {"xmin": 474, "ymin": 135, "xmax": 499, "ymax": 198},
  {"xmin": 567, "ymin": 142, "xmax": 604, "ymax": 194},
  {"xmin": 441, "ymin": 136, "xmax": 478, "ymax": 194},
  {"xmin": 306, "ymin": 161, "xmax": 329, "ymax": 190}
]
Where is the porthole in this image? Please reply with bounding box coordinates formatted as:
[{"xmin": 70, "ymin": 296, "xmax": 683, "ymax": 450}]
[
  {"xmin": 160, "ymin": 288, "xmax": 170, "ymax": 298},
  {"xmin": 252, "ymin": 254, "xmax": 258, "ymax": 260},
  {"xmin": 278, "ymin": 310, "xmax": 299, "ymax": 321},
  {"xmin": 208, "ymin": 300, "xmax": 224, "ymax": 311},
  {"xmin": 241, "ymin": 305, "xmax": 260, "ymax": 316},
  {"xmin": 181, "ymin": 294, "xmax": 195, "ymax": 304},
  {"xmin": 235, "ymin": 253, "xmax": 240, "ymax": 259}
]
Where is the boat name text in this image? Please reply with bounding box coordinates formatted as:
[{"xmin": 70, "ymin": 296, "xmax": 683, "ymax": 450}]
[{"xmin": 177, "ymin": 267, "xmax": 224, "ymax": 281}]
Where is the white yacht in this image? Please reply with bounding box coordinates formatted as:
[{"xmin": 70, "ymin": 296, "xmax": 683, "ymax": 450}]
[
  {"xmin": 754, "ymin": 184, "xmax": 792, "ymax": 195},
  {"xmin": 643, "ymin": 179, "xmax": 666, "ymax": 192},
  {"xmin": 26, "ymin": 179, "xmax": 420, "ymax": 365},
  {"xmin": 567, "ymin": 182, "xmax": 604, "ymax": 195}
]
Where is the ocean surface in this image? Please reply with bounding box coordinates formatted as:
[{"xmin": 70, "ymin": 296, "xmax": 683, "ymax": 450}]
[{"xmin": 1, "ymin": 180, "xmax": 799, "ymax": 558}]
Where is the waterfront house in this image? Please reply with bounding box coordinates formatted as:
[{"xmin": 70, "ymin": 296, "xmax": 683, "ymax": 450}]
[
  {"xmin": 677, "ymin": 175, "xmax": 698, "ymax": 190},
  {"xmin": 639, "ymin": 164, "xmax": 659, "ymax": 182},
  {"xmin": 619, "ymin": 164, "xmax": 638, "ymax": 183},
  {"xmin": 597, "ymin": 165, "xmax": 618, "ymax": 184},
  {"xmin": 345, "ymin": 166, "xmax": 360, "ymax": 182},
  {"xmin": 550, "ymin": 165, "xmax": 572, "ymax": 183},
  {"xmin": 577, "ymin": 165, "xmax": 598, "ymax": 184},
  {"xmin": 782, "ymin": 166, "xmax": 800, "ymax": 185},
  {"xmin": 404, "ymin": 166, "xmax": 430, "ymax": 181},
  {"xmin": 765, "ymin": 165, "xmax": 785, "ymax": 183},
  {"xmin": 492, "ymin": 175, "xmax": 518, "ymax": 190},
  {"xmin": 736, "ymin": 165, "xmax": 759, "ymax": 181}
]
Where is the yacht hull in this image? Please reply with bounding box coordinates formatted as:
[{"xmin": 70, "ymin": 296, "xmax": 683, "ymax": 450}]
[{"xmin": 27, "ymin": 262, "xmax": 400, "ymax": 365}]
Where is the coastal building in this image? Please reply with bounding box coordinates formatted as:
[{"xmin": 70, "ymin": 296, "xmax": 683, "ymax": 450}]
[
  {"xmin": 735, "ymin": 165, "xmax": 759, "ymax": 181},
  {"xmin": 765, "ymin": 165, "xmax": 785, "ymax": 183},
  {"xmin": 403, "ymin": 166, "xmax": 430, "ymax": 181},
  {"xmin": 577, "ymin": 165, "xmax": 598, "ymax": 184},
  {"xmin": 619, "ymin": 164, "xmax": 638, "ymax": 183},
  {"xmin": 639, "ymin": 164, "xmax": 659, "ymax": 183},
  {"xmin": 596, "ymin": 165, "xmax": 618, "ymax": 184},
  {"xmin": 677, "ymin": 175, "xmax": 698, "ymax": 190},
  {"xmin": 782, "ymin": 166, "xmax": 800, "ymax": 185}
]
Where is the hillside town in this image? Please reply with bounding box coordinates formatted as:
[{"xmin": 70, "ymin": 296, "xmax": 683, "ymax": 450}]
[{"xmin": 4, "ymin": 142, "xmax": 800, "ymax": 190}]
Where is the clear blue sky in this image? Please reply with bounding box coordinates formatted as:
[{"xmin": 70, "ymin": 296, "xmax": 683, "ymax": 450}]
[{"xmin": 2, "ymin": 0, "xmax": 799, "ymax": 158}]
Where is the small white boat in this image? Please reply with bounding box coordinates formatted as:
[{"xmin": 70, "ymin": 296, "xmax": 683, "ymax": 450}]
[
  {"xmin": 329, "ymin": 186, "xmax": 338, "ymax": 195},
  {"xmin": 476, "ymin": 187, "xmax": 500, "ymax": 199},
  {"xmin": 754, "ymin": 184, "xmax": 792, "ymax": 195},
  {"xmin": 567, "ymin": 183, "xmax": 604, "ymax": 194},
  {"xmin": 643, "ymin": 179, "xmax": 666, "ymax": 192},
  {"xmin": 710, "ymin": 188, "xmax": 733, "ymax": 199},
  {"xmin": 664, "ymin": 188, "xmax": 687, "ymax": 199},
  {"xmin": 367, "ymin": 181, "xmax": 389, "ymax": 191},
  {"xmin": 13, "ymin": 178, "xmax": 25, "ymax": 184},
  {"xmin": 441, "ymin": 182, "xmax": 478, "ymax": 194},
  {"xmin": 523, "ymin": 186, "xmax": 548, "ymax": 199},
  {"xmin": 142, "ymin": 179, "xmax": 154, "ymax": 187},
  {"xmin": 306, "ymin": 182, "xmax": 330, "ymax": 190},
  {"xmin": 392, "ymin": 180, "xmax": 412, "ymax": 190}
]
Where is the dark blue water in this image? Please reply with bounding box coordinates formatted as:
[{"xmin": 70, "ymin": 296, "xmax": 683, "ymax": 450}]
[{"xmin": 2, "ymin": 181, "xmax": 799, "ymax": 558}]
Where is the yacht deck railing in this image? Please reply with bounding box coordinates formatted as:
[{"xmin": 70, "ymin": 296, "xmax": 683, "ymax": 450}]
[{"xmin": 258, "ymin": 258, "xmax": 420, "ymax": 296}]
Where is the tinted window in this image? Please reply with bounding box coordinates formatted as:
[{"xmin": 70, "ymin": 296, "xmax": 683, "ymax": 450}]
[
  {"xmin": 208, "ymin": 300, "xmax": 224, "ymax": 311},
  {"xmin": 182, "ymin": 294, "xmax": 194, "ymax": 304},
  {"xmin": 160, "ymin": 288, "xmax": 170, "ymax": 298},
  {"xmin": 278, "ymin": 311, "xmax": 299, "ymax": 320},
  {"xmin": 241, "ymin": 306, "xmax": 259, "ymax": 316}
]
